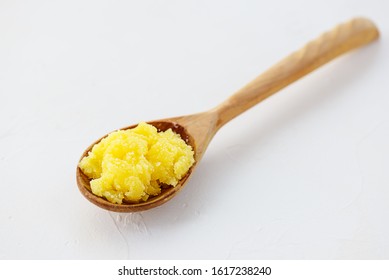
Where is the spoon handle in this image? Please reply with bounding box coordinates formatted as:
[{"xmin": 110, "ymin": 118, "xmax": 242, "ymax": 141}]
[{"xmin": 213, "ymin": 17, "xmax": 379, "ymax": 128}]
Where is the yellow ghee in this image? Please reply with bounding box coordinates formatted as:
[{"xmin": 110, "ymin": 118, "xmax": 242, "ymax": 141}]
[{"xmin": 79, "ymin": 122, "xmax": 195, "ymax": 204}]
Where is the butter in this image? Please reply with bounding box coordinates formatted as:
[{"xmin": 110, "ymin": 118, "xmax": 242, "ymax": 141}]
[{"xmin": 79, "ymin": 122, "xmax": 195, "ymax": 204}]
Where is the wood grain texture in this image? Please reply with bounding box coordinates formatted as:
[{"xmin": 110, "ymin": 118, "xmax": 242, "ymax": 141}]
[
  {"xmin": 212, "ymin": 17, "xmax": 379, "ymax": 128},
  {"xmin": 77, "ymin": 17, "xmax": 379, "ymax": 212}
]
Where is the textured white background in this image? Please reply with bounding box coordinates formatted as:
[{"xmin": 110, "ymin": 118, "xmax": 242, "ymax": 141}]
[{"xmin": 0, "ymin": 0, "xmax": 388, "ymax": 259}]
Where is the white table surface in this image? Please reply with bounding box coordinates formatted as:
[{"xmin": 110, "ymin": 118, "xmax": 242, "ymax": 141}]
[{"xmin": 1, "ymin": 0, "xmax": 388, "ymax": 259}]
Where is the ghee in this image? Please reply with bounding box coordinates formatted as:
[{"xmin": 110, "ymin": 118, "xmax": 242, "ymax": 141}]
[{"xmin": 79, "ymin": 122, "xmax": 195, "ymax": 204}]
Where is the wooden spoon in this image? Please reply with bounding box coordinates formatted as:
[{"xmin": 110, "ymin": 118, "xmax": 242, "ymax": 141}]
[{"xmin": 77, "ymin": 17, "xmax": 379, "ymax": 212}]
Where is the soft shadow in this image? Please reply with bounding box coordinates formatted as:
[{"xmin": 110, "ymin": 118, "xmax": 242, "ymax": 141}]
[{"xmin": 124, "ymin": 41, "xmax": 382, "ymax": 229}]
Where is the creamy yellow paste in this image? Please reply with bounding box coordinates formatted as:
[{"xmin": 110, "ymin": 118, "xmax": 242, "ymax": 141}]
[{"xmin": 79, "ymin": 122, "xmax": 195, "ymax": 204}]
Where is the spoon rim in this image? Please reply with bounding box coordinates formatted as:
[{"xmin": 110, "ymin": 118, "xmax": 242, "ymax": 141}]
[{"xmin": 76, "ymin": 120, "xmax": 197, "ymax": 212}]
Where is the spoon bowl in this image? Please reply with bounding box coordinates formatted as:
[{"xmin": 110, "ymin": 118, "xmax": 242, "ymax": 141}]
[
  {"xmin": 77, "ymin": 114, "xmax": 217, "ymax": 212},
  {"xmin": 77, "ymin": 17, "xmax": 379, "ymax": 212}
]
